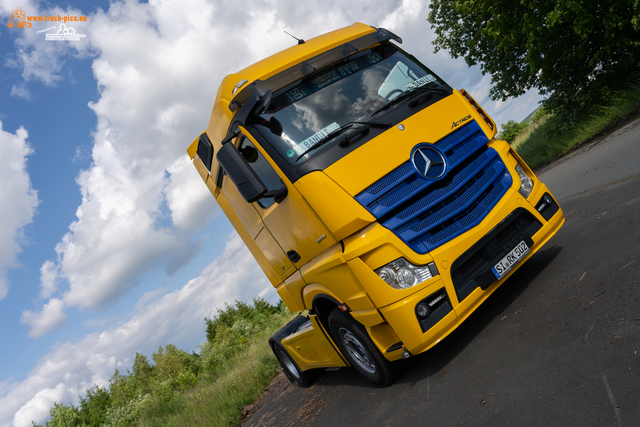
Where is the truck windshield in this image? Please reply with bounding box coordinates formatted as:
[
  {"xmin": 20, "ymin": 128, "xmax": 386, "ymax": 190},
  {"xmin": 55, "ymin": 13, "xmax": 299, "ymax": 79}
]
[{"xmin": 253, "ymin": 43, "xmax": 446, "ymax": 166}]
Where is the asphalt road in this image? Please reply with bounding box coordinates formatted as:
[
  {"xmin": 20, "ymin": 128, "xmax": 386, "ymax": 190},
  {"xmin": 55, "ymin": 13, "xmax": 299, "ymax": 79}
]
[{"xmin": 242, "ymin": 120, "xmax": 640, "ymax": 427}]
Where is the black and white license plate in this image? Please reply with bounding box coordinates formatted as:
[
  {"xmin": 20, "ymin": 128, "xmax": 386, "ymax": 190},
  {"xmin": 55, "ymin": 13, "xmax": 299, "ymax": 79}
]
[{"xmin": 491, "ymin": 241, "xmax": 530, "ymax": 280}]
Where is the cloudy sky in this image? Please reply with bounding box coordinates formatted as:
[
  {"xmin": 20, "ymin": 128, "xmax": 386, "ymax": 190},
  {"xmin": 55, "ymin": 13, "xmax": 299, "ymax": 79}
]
[{"xmin": 0, "ymin": 0, "xmax": 543, "ymax": 425}]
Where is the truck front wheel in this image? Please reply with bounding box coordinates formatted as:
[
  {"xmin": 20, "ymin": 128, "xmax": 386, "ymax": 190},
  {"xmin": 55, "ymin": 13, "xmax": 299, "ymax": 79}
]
[{"xmin": 328, "ymin": 308, "xmax": 399, "ymax": 386}]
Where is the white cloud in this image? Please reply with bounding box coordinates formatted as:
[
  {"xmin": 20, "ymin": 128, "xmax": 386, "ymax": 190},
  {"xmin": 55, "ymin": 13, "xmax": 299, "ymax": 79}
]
[
  {"xmin": 0, "ymin": 121, "xmax": 39, "ymax": 301},
  {"xmin": 135, "ymin": 286, "xmax": 168, "ymax": 310},
  {"xmin": 492, "ymin": 89, "xmax": 544, "ymax": 126},
  {"xmin": 12, "ymin": 383, "xmax": 77, "ymax": 427},
  {"xmin": 9, "ymin": 84, "xmax": 31, "ymax": 100},
  {"xmin": 470, "ymin": 74, "xmax": 543, "ymax": 125},
  {"xmin": 39, "ymin": 261, "xmax": 58, "ymax": 299},
  {"xmin": 164, "ymin": 156, "xmax": 218, "ymax": 233},
  {"xmin": 20, "ymin": 298, "xmax": 68, "ymax": 339},
  {"xmin": 18, "ymin": 0, "xmax": 237, "ymax": 320},
  {"xmin": 3, "ymin": 234, "xmax": 269, "ymax": 427},
  {"xmin": 52, "ymin": 131, "xmax": 179, "ymax": 310},
  {"xmin": 379, "ymin": 0, "xmax": 424, "ymax": 32},
  {"xmin": 470, "ymin": 73, "xmax": 493, "ymax": 105}
]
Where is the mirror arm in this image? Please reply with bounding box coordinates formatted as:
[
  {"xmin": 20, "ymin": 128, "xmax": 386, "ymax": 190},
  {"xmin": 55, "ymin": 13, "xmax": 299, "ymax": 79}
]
[
  {"xmin": 221, "ymin": 128, "xmax": 240, "ymax": 145},
  {"xmin": 263, "ymin": 184, "xmax": 288, "ymax": 204}
]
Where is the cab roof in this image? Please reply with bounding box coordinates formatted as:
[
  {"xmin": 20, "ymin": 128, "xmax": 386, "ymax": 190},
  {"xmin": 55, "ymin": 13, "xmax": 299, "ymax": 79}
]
[{"xmin": 216, "ymin": 23, "xmax": 400, "ymax": 109}]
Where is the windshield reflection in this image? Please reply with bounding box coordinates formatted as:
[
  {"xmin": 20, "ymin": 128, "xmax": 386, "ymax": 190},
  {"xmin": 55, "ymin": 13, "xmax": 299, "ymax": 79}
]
[{"xmin": 254, "ymin": 44, "xmax": 445, "ymax": 166}]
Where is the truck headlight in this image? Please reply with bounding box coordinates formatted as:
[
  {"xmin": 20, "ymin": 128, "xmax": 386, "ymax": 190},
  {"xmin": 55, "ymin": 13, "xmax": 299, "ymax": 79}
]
[
  {"xmin": 515, "ymin": 164, "xmax": 533, "ymax": 199},
  {"xmin": 375, "ymin": 258, "xmax": 438, "ymax": 290}
]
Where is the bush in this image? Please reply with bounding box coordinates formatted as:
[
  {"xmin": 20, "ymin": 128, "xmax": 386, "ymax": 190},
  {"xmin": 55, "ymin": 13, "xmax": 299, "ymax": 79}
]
[
  {"xmin": 498, "ymin": 120, "xmax": 530, "ymax": 143},
  {"xmin": 32, "ymin": 297, "xmax": 290, "ymax": 427}
]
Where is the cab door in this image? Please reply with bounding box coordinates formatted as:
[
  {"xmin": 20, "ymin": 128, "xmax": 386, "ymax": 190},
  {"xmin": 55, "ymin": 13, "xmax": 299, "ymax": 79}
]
[
  {"xmin": 236, "ymin": 129, "xmax": 337, "ymax": 270},
  {"xmin": 217, "ymin": 135, "xmax": 294, "ymax": 285}
]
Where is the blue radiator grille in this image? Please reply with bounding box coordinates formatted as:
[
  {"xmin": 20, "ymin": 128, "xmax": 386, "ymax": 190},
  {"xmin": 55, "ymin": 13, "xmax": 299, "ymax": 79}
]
[{"xmin": 355, "ymin": 121, "xmax": 512, "ymax": 254}]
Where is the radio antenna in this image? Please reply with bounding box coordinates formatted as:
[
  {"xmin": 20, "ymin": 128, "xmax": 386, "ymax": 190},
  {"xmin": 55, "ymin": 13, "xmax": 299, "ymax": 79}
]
[{"xmin": 284, "ymin": 30, "xmax": 305, "ymax": 45}]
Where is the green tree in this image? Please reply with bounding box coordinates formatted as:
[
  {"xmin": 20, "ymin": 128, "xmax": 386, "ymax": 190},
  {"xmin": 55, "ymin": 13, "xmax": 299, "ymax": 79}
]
[
  {"xmin": 498, "ymin": 120, "xmax": 529, "ymax": 143},
  {"xmin": 108, "ymin": 369, "xmax": 138, "ymax": 409},
  {"xmin": 428, "ymin": 0, "xmax": 640, "ymax": 115},
  {"xmin": 45, "ymin": 403, "xmax": 80, "ymax": 427},
  {"xmin": 205, "ymin": 298, "xmax": 281, "ymax": 344},
  {"xmin": 531, "ymin": 107, "xmax": 547, "ymax": 125},
  {"xmin": 78, "ymin": 386, "xmax": 111, "ymax": 426},
  {"xmin": 132, "ymin": 352, "xmax": 154, "ymax": 394},
  {"xmin": 152, "ymin": 344, "xmax": 201, "ymax": 383}
]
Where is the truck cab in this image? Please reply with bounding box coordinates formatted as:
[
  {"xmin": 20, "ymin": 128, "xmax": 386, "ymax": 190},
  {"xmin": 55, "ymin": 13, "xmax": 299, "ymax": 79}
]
[{"xmin": 187, "ymin": 23, "xmax": 564, "ymax": 386}]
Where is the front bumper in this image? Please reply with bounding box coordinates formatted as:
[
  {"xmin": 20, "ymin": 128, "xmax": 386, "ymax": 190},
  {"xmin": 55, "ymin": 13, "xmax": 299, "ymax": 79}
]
[
  {"xmin": 383, "ymin": 188, "xmax": 563, "ymax": 356},
  {"xmin": 344, "ymin": 181, "xmax": 564, "ymax": 359}
]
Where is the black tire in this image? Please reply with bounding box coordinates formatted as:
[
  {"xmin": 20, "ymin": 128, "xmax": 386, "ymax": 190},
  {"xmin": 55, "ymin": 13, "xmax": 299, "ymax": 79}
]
[
  {"xmin": 271, "ymin": 343, "xmax": 319, "ymax": 388},
  {"xmin": 328, "ymin": 308, "xmax": 399, "ymax": 387}
]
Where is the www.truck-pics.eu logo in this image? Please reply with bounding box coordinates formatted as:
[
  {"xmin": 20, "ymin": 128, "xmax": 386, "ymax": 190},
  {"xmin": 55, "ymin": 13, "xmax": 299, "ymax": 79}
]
[{"xmin": 7, "ymin": 7, "xmax": 87, "ymax": 30}]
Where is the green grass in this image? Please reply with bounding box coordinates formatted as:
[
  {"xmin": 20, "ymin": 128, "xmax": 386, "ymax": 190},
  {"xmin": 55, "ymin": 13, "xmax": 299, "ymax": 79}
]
[
  {"xmin": 138, "ymin": 315, "xmax": 291, "ymax": 427},
  {"xmin": 35, "ymin": 300, "xmax": 295, "ymax": 427},
  {"xmin": 512, "ymin": 82, "xmax": 640, "ymax": 170}
]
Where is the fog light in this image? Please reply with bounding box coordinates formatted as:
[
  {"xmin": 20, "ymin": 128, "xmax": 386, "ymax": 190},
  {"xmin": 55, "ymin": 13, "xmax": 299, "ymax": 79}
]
[
  {"xmin": 537, "ymin": 194, "xmax": 553, "ymax": 212},
  {"xmin": 416, "ymin": 302, "xmax": 431, "ymax": 318}
]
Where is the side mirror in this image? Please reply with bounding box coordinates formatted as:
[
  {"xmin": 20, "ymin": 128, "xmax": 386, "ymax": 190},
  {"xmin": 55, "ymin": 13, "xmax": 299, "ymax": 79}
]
[{"xmin": 216, "ymin": 143, "xmax": 266, "ymax": 203}]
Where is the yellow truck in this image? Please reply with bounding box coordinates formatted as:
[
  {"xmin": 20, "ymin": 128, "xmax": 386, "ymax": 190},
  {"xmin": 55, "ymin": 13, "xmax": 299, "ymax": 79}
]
[{"xmin": 187, "ymin": 23, "xmax": 564, "ymax": 386}]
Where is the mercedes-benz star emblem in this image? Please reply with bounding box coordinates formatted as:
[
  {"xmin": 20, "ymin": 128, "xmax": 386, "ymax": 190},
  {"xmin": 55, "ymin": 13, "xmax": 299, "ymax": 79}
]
[{"xmin": 411, "ymin": 144, "xmax": 447, "ymax": 180}]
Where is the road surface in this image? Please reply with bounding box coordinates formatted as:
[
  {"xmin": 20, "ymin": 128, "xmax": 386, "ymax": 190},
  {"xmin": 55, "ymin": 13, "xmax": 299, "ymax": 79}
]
[{"xmin": 242, "ymin": 119, "xmax": 640, "ymax": 427}]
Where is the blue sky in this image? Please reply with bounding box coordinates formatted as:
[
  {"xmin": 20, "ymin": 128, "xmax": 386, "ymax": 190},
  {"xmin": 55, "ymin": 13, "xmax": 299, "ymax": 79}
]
[{"xmin": 0, "ymin": 0, "xmax": 544, "ymax": 425}]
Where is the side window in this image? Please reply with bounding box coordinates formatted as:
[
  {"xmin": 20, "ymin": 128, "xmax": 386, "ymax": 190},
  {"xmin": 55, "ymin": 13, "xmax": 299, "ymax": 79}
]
[
  {"xmin": 238, "ymin": 137, "xmax": 282, "ymax": 209},
  {"xmin": 196, "ymin": 133, "xmax": 213, "ymax": 172}
]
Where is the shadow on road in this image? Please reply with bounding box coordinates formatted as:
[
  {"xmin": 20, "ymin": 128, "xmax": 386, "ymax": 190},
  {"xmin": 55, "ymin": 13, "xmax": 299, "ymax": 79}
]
[
  {"xmin": 398, "ymin": 244, "xmax": 563, "ymax": 385},
  {"xmin": 316, "ymin": 244, "xmax": 563, "ymax": 389}
]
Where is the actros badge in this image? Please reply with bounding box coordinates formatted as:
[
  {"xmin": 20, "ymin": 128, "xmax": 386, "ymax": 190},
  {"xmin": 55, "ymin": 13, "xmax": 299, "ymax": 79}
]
[{"xmin": 411, "ymin": 144, "xmax": 448, "ymax": 180}]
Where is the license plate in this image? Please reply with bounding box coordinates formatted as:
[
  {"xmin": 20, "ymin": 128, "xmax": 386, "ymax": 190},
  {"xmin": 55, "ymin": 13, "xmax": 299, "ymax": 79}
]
[{"xmin": 491, "ymin": 241, "xmax": 530, "ymax": 280}]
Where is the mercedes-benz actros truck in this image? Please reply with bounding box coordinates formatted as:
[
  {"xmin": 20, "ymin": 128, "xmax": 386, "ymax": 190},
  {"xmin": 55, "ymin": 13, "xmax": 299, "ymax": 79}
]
[{"xmin": 187, "ymin": 23, "xmax": 564, "ymax": 386}]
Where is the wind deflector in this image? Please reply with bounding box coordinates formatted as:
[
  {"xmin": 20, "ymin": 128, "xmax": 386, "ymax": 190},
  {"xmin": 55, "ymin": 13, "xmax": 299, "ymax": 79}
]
[{"xmin": 229, "ymin": 27, "xmax": 402, "ymax": 112}]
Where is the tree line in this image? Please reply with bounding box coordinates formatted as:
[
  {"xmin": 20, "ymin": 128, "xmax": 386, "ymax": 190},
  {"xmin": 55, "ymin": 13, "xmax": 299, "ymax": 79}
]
[
  {"xmin": 429, "ymin": 0, "xmax": 640, "ymax": 137},
  {"xmin": 34, "ymin": 298, "xmax": 287, "ymax": 427}
]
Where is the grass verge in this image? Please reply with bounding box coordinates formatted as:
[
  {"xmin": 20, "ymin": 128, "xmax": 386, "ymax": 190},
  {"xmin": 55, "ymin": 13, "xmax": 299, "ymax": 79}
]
[
  {"xmin": 139, "ymin": 314, "xmax": 291, "ymax": 427},
  {"xmin": 512, "ymin": 83, "xmax": 640, "ymax": 170}
]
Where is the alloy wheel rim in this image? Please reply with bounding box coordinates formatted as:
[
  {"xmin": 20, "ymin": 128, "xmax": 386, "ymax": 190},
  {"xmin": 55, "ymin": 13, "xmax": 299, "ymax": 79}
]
[
  {"xmin": 339, "ymin": 328, "xmax": 376, "ymax": 374},
  {"xmin": 278, "ymin": 350, "xmax": 300, "ymax": 379}
]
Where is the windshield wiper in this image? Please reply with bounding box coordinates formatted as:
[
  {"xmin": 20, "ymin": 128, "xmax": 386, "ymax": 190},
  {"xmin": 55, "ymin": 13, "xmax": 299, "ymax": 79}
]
[
  {"xmin": 408, "ymin": 87, "xmax": 451, "ymax": 108},
  {"xmin": 370, "ymin": 86, "xmax": 451, "ymax": 116},
  {"xmin": 370, "ymin": 87, "xmax": 426, "ymax": 116},
  {"xmin": 295, "ymin": 121, "xmax": 391, "ymax": 162}
]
